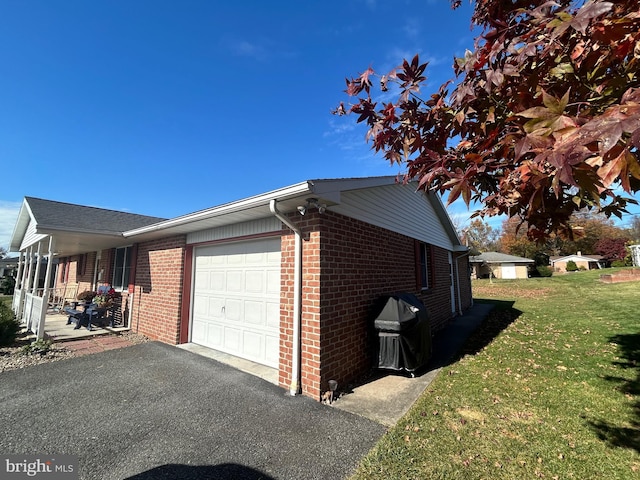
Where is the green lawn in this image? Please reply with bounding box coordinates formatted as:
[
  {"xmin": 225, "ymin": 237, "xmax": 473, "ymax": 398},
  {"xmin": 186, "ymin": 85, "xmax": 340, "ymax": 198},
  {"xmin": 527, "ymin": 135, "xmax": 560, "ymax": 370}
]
[
  {"xmin": 351, "ymin": 269, "xmax": 640, "ymax": 480},
  {"xmin": 0, "ymin": 295, "xmax": 12, "ymax": 307}
]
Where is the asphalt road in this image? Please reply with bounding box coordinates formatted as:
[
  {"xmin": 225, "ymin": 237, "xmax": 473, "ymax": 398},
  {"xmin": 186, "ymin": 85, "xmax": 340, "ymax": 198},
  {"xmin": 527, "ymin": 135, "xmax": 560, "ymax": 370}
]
[{"xmin": 0, "ymin": 342, "xmax": 385, "ymax": 480}]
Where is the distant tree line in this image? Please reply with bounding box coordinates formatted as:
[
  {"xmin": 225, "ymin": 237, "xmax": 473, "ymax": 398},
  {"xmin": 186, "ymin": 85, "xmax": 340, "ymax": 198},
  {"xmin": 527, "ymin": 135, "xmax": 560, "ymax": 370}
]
[{"xmin": 461, "ymin": 212, "xmax": 640, "ymax": 266}]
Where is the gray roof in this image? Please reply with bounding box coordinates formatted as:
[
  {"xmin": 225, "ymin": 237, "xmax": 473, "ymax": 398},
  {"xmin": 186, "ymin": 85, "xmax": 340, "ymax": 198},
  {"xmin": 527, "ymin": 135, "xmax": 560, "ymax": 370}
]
[
  {"xmin": 470, "ymin": 252, "xmax": 534, "ymax": 264},
  {"xmin": 550, "ymin": 254, "xmax": 604, "ymax": 262},
  {"xmin": 25, "ymin": 197, "xmax": 166, "ymax": 235}
]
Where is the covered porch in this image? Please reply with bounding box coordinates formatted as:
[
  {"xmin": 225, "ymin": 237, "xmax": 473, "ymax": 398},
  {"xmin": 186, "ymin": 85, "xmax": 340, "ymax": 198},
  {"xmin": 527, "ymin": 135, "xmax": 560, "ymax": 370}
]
[{"xmin": 8, "ymin": 197, "xmax": 162, "ymax": 341}]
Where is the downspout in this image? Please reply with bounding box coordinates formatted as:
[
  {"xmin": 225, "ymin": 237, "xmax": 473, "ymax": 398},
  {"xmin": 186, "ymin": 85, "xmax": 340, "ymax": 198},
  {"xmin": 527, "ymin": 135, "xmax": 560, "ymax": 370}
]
[{"xmin": 269, "ymin": 199, "xmax": 302, "ymax": 396}]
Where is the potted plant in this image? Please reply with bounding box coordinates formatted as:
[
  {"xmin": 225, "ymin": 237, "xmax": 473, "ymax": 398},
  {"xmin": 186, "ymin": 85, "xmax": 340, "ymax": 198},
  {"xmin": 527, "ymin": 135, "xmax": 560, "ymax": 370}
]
[
  {"xmin": 77, "ymin": 290, "xmax": 97, "ymax": 303},
  {"xmin": 93, "ymin": 287, "xmax": 119, "ymax": 308}
]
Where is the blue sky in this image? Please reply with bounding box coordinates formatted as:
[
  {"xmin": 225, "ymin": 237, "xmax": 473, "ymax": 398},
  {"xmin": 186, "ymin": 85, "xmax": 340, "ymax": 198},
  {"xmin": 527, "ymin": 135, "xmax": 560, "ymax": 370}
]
[{"xmin": 1, "ymin": 0, "xmax": 638, "ymax": 252}]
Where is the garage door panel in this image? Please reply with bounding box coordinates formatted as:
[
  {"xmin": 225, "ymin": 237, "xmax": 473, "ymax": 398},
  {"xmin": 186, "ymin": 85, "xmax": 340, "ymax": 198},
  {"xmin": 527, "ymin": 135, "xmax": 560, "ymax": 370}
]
[
  {"xmin": 226, "ymin": 271, "xmax": 243, "ymax": 292},
  {"xmin": 193, "ymin": 295, "xmax": 209, "ymax": 316},
  {"xmin": 191, "ymin": 320, "xmax": 206, "ymax": 343},
  {"xmin": 227, "ymin": 253, "xmax": 244, "ymax": 265},
  {"xmin": 224, "ymin": 299, "xmax": 242, "ymax": 322},
  {"xmin": 207, "ymin": 298, "xmax": 224, "ymax": 319},
  {"xmin": 206, "ymin": 324, "xmax": 224, "ymax": 348},
  {"xmin": 245, "ymin": 270, "xmax": 264, "ymax": 293},
  {"xmin": 266, "ymin": 302, "xmax": 280, "ymax": 328},
  {"xmin": 194, "ymin": 271, "xmax": 209, "ymax": 288},
  {"xmin": 243, "ymin": 331, "xmax": 263, "ymax": 357},
  {"xmin": 246, "ymin": 251, "xmax": 267, "ymax": 264},
  {"xmin": 266, "ymin": 271, "xmax": 279, "ymax": 294},
  {"xmin": 209, "ymin": 271, "xmax": 225, "ymax": 292},
  {"xmin": 192, "ymin": 238, "xmax": 281, "ymax": 368},
  {"xmin": 265, "ymin": 335, "xmax": 279, "ymax": 365},
  {"xmin": 224, "ymin": 327, "xmax": 241, "ymax": 351},
  {"xmin": 210, "ymin": 255, "xmax": 226, "ymax": 266},
  {"xmin": 244, "ymin": 300, "xmax": 264, "ymax": 325}
]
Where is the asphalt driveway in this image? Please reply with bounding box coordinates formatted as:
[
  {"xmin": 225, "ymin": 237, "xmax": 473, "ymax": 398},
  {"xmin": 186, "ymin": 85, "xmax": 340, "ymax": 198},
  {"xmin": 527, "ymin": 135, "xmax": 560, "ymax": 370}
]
[{"xmin": 0, "ymin": 342, "xmax": 385, "ymax": 479}]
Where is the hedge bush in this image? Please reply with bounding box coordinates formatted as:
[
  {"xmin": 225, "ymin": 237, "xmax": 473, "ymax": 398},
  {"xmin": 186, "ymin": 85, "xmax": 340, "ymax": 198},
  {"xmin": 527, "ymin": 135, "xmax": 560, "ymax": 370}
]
[
  {"xmin": 0, "ymin": 302, "xmax": 20, "ymax": 346},
  {"xmin": 0, "ymin": 276, "xmax": 15, "ymax": 295},
  {"xmin": 536, "ymin": 266, "xmax": 553, "ymax": 277},
  {"xmin": 566, "ymin": 260, "xmax": 578, "ymax": 272}
]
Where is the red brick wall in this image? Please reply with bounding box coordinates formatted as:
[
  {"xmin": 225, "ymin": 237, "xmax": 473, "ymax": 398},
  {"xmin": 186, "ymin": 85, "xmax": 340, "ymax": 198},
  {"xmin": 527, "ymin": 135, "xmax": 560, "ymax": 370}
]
[
  {"xmin": 279, "ymin": 219, "xmax": 323, "ymax": 397},
  {"xmin": 130, "ymin": 235, "xmax": 186, "ymax": 344},
  {"xmin": 279, "ymin": 210, "xmax": 468, "ymax": 400},
  {"xmin": 417, "ymin": 246, "xmax": 454, "ymax": 330},
  {"xmin": 56, "ymin": 253, "xmax": 97, "ymax": 295}
]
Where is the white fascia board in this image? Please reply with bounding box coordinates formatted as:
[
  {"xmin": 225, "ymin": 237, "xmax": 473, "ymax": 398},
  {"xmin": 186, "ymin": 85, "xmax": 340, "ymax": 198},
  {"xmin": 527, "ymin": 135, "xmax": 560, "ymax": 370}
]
[
  {"xmin": 309, "ymin": 176, "xmax": 398, "ymax": 193},
  {"xmin": 426, "ymin": 190, "xmax": 464, "ymax": 248},
  {"xmin": 9, "ymin": 199, "xmax": 33, "ymax": 252},
  {"xmin": 123, "ymin": 181, "xmax": 314, "ymax": 237}
]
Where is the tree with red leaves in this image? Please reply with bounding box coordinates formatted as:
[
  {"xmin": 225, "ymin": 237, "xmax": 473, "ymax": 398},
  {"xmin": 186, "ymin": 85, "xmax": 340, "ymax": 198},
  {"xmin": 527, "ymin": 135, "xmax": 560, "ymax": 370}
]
[
  {"xmin": 594, "ymin": 237, "xmax": 630, "ymax": 262},
  {"xmin": 336, "ymin": 0, "xmax": 640, "ymax": 240}
]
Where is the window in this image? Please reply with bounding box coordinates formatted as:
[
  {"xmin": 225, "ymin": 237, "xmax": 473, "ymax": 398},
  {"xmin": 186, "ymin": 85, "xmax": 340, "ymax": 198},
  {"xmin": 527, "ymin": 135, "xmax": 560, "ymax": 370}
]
[
  {"xmin": 418, "ymin": 242, "xmax": 432, "ymax": 290},
  {"xmin": 112, "ymin": 246, "xmax": 132, "ymax": 291}
]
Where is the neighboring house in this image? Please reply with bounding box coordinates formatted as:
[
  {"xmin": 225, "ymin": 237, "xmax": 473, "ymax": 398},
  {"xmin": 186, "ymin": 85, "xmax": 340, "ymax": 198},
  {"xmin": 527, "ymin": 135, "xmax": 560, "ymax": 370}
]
[
  {"xmin": 470, "ymin": 252, "xmax": 534, "ymax": 279},
  {"xmin": 9, "ymin": 177, "xmax": 473, "ymax": 400},
  {"xmin": 0, "ymin": 256, "xmax": 19, "ymax": 278},
  {"xmin": 550, "ymin": 252, "xmax": 605, "ymax": 272},
  {"xmin": 631, "ymin": 245, "xmax": 640, "ymax": 267}
]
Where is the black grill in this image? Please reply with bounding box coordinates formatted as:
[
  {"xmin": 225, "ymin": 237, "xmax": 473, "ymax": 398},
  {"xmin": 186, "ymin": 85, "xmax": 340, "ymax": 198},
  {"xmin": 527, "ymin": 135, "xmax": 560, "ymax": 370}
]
[{"xmin": 373, "ymin": 293, "xmax": 432, "ymax": 373}]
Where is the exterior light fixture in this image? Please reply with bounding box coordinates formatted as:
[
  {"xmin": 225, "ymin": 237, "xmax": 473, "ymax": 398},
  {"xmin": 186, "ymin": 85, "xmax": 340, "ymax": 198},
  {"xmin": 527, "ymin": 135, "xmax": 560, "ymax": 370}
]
[{"xmin": 296, "ymin": 198, "xmax": 327, "ymax": 215}]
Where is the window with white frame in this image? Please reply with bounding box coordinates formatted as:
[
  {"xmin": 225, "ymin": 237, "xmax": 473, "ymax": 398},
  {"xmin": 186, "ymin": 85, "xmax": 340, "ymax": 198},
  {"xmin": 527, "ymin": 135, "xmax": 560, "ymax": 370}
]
[{"xmin": 112, "ymin": 246, "xmax": 132, "ymax": 291}]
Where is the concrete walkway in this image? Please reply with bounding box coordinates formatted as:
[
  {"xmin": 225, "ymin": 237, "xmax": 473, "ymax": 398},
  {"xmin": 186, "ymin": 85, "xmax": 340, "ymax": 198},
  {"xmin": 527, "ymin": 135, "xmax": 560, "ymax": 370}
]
[{"xmin": 334, "ymin": 303, "xmax": 495, "ymax": 426}]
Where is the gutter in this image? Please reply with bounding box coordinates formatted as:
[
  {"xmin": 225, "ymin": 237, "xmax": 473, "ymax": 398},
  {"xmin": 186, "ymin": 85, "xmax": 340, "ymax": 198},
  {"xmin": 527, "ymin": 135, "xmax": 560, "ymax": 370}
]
[
  {"xmin": 269, "ymin": 199, "xmax": 302, "ymax": 396},
  {"xmin": 125, "ymin": 181, "xmax": 314, "ymax": 237}
]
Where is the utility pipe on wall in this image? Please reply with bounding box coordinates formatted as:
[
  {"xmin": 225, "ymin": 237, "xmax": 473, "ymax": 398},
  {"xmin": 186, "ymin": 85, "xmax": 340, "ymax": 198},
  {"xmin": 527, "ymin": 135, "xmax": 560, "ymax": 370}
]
[{"xmin": 269, "ymin": 199, "xmax": 302, "ymax": 396}]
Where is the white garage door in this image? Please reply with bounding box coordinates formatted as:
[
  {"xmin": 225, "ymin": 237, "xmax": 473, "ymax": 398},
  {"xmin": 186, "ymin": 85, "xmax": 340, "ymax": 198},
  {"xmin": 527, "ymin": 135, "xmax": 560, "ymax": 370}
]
[
  {"xmin": 191, "ymin": 238, "xmax": 281, "ymax": 368},
  {"xmin": 502, "ymin": 263, "xmax": 517, "ymax": 279}
]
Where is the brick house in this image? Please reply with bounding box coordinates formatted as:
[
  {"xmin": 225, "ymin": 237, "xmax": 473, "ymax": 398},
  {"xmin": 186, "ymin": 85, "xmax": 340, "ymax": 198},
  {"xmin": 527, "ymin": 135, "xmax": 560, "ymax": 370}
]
[
  {"xmin": 10, "ymin": 177, "xmax": 472, "ymax": 400},
  {"xmin": 470, "ymin": 252, "xmax": 535, "ymax": 279},
  {"xmin": 550, "ymin": 252, "xmax": 606, "ymax": 272}
]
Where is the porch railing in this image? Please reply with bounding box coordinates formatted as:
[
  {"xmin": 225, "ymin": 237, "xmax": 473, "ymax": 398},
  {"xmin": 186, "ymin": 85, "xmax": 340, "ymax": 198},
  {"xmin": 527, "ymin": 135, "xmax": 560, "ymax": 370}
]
[
  {"xmin": 13, "ymin": 288, "xmax": 48, "ymax": 338},
  {"xmin": 12, "ymin": 287, "xmax": 25, "ymax": 319},
  {"xmin": 23, "ymin": 293, "xmax": 45, "ymax": 337}
]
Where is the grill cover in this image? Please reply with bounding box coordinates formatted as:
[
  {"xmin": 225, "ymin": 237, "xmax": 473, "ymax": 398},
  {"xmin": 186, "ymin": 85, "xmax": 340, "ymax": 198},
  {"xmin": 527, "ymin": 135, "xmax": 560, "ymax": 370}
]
[{"xmin": 374, "ymin": 293, "xmax": 432, "ymax": 372}]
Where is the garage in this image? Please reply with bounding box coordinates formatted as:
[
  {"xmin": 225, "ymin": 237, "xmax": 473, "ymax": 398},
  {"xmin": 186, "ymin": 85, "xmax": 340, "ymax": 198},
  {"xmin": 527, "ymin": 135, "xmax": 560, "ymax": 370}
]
[
  {"xmin": 501, "ymin": 263, "xmax": 517, "ymax": 279},
  {"xmin": 191, "ymin": 237, "xmax": 281, "ymax": 368}
]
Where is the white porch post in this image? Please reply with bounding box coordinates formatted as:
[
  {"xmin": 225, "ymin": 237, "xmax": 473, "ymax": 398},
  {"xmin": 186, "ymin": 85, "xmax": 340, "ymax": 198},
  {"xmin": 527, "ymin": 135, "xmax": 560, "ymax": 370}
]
[
  {"xmin": 32, "ymin": 241, "xmax": 43, "ymax": 294},
  {"xmin": 21, "ymin": 248, "xmax": 30, "ymax": 292},
  {"xmin": 25, "ymin": 246, "xmax": 35, "ymax": 293},
  {"xmin": 92, "ymin": 251, "xmax": 100, "ymax": 290},
  {"xmin": 15, "ymin": 251, "xmax": 25, "ymax": 289},
  {"xmin": 36, "ymin": 237, "xmax": 55, "ymax": 340}
]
